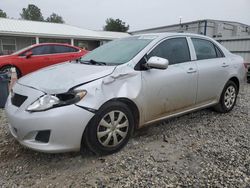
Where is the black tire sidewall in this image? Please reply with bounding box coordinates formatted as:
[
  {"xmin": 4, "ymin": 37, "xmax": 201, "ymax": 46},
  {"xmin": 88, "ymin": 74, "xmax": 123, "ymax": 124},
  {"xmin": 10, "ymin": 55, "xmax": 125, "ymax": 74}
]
[
  {"xmin": 0, "ymin": 65, "xmax": 12, "ymax": 73},
  {"xmin": 220, "ymin": 81, "xmax": 238, "ymax": 112},
  {"xmin": 84, "ymin": 101, "xmax": 134, "ymax": 155},
  {"xmin": 0, "ymin": 65, "xmax": 21, "ymax": 78}
]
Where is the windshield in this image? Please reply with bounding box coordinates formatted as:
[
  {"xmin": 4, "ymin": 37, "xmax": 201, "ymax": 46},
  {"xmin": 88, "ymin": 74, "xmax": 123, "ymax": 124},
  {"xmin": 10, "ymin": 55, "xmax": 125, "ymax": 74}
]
[
  {"xmin": 80, "ymin": 36, "xmax": 156, "ymax": 65},
  {"xmin": 12, "ymin": 45, "xmax": 35, "ymax": 55}
]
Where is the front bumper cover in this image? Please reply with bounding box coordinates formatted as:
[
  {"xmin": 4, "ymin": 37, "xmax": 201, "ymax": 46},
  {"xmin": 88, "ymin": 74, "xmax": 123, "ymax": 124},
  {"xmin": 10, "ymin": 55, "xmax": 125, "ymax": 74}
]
[{"xmin": 5, "ymin": 83, "xmax": 95, "ymax": 153}]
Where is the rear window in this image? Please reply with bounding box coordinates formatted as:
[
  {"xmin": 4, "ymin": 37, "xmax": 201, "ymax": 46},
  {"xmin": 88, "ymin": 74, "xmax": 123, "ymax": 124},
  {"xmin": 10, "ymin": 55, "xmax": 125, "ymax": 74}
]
[
  {"xmin": 192, "ymin": 38, "xmax": 224, "ymax": 60},
  {"xmin": 215, "ymin": 45, "xmax": 224, "ymax": 58},
  {"xmin": 52, "ymin": 45, "xmax": 78, "ymax": 53}
]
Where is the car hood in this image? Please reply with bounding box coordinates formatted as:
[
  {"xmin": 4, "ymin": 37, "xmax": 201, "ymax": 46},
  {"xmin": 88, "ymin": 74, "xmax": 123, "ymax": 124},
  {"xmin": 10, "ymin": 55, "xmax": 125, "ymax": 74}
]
[{"xmin": 17, "ymin": 62, "xmax": 116, "ymax": 94}]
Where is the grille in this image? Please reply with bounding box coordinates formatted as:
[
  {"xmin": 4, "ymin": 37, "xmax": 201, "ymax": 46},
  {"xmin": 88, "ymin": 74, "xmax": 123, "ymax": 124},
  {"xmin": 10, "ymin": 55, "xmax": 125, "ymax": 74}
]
[{"xmin": 11, "ymin": 93, "xmax": 28, "ymax": 107}]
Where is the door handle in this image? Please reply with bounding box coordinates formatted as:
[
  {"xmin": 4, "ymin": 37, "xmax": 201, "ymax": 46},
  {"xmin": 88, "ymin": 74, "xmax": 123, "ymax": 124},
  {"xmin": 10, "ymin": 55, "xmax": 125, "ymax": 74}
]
[
  {"xmin": 222, "ymin": 62, "xmax": 229, "ymax": 67},
  {"xmin": 187, "ymin": 68, "xmax": 197, "ymax": 73}
]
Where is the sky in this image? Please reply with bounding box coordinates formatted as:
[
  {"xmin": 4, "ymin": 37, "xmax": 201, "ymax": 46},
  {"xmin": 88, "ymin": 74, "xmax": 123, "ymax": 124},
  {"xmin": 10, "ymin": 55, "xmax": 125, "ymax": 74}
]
[{"xmin": 0, "ymin": 0, "xmax": 250, "ymax": 31}]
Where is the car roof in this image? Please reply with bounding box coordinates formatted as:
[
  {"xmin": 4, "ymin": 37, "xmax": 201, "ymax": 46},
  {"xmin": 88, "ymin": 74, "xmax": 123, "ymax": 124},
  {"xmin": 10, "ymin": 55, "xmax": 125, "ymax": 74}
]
[
  {"xmin": 11, "ymin": 43, "xmax": 82, "ymax": 55},
  {"xmin": 134, "ymin": 32, "xmax": 213, "ymax": 40},
  {"xmin": 24, "ymin": 43, "xmax": 80, "ymax": 50},
  {"xmin": 33, "ymin": 43, "xmax": 78, "ymax": 47}
]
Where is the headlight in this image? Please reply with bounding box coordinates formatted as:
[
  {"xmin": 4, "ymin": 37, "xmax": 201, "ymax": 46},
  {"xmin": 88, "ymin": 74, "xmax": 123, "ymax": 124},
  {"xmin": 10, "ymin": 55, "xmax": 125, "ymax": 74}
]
[{"xmin": 26, "ymin": 90, "xmax": 87, "ymax": 112}]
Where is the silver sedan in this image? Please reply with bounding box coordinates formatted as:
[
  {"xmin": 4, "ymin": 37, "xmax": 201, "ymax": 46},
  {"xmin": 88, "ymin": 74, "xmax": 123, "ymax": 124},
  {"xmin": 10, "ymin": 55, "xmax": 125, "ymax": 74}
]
[{"xmin": 5, "ymin": 33, "xmax": 247, "ymax": 155}]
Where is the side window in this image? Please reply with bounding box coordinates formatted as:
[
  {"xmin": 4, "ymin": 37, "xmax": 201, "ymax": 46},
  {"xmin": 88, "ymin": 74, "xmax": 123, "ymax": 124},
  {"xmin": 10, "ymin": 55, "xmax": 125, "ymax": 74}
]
[
  {"xmin": 31, "ymin": 45, "xmax": 52, "ymax": 55},
  {"xmin": 192, "ymin": 38, "xmax": 218, "ymax": 60},
  {"xmin": 70, "ymin": 47, "xmax": 78, "ymax": 52},
  {"xmin": 214, "ymin": 45, "xmax": 224, "ymax": 58},
  {"xmin": 148, "ymin": 37, "xmax": 191, "ymax": 65},
  {"xmin": 19, "ymin": 52, "xmax": 27, "ymax": 56},
  {"xmin": 53, "ymin": 45, "xmax": 78, "ymax": 54}
]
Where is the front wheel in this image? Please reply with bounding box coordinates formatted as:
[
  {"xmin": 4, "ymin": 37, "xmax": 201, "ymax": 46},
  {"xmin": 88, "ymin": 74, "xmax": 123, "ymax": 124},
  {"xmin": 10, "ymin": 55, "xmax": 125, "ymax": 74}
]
[
  {"xmin": 0, "ymin": 65, "xmax": 21, "ymax": 78},
  {"xmin": 82, "ymin": 101, "xmax": 134, "ymax": 155},
  {"xmin": 213, "ymin": 80, "xmax": 238, "ymax": 113}
]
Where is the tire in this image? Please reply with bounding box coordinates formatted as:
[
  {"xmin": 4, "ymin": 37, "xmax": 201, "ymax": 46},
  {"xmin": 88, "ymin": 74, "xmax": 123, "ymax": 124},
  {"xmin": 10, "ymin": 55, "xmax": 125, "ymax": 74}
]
[
  {"xmin": 213, "ymin": 80, "xmax": 238, "ymax": 113},
  {"xmin": 82, "ymin": 101, "xmax": 134, "ymax": 155},
  {"xmin": 0, "ymin": 65, "xmax": 21, "ymax": 78}
]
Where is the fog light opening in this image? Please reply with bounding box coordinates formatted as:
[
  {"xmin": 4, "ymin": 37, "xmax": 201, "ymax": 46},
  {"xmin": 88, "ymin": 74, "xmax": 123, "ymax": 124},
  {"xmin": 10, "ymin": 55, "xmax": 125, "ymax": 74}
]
[{"xmin": 35, "ymin": 130, "xmax": 51, "ymax": 143}]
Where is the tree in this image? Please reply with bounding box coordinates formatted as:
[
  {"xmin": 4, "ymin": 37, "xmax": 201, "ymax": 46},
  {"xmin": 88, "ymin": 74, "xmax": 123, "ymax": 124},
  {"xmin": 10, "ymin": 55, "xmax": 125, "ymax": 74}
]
[
  {"xmin": 0, "ymin": 9, "xmax": 7, "ymax": 18},
  {"xmin": 104, "ymin": 18, "xmax": 129, "ymax": 32},
  {"xmin": 46, "ymin": 13, "xmax": 65, "ymax": 23},
  {"xmin": 20, "ymin": 4, "xmax": 44, "ymax": 21}
]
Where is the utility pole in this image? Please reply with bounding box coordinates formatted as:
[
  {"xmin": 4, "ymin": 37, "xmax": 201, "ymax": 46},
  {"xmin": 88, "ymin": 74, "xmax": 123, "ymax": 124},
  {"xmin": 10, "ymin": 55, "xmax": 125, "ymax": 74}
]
[{"xmin": 179, "ymin": 16, "xmax": 182, "ymax": 25}]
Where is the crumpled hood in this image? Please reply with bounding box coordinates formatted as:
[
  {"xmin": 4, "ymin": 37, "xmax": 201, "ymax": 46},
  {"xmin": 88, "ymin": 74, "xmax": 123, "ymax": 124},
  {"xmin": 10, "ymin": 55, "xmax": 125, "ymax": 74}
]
[{"xmin": 18, "ymin": 62, "xmax": 116, "ymax": 94}]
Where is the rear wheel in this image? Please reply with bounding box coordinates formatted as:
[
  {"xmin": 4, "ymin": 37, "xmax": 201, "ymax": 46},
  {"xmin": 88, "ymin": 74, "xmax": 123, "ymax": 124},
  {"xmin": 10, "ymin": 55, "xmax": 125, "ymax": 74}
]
[
  {"xmin": 82, "ymin": 101, "xmax": 134, "ymax": 155},
  {"xmin": 213, "ymin": 80, "xmax": 238, "ymax": 113}
]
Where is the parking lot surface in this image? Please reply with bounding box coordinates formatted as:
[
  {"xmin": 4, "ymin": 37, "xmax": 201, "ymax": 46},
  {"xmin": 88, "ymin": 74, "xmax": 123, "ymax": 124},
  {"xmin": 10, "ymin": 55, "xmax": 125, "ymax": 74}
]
[{"xmin": 0, "ymin": 84, "xmax": 249, "ymax": 187}]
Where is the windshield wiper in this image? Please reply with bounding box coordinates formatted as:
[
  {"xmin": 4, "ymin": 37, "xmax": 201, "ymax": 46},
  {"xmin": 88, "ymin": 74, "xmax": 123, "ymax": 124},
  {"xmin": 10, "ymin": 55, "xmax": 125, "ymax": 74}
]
[{"xmin": 80, "ymin": 59, "xmax": 106, "ymax": 66}]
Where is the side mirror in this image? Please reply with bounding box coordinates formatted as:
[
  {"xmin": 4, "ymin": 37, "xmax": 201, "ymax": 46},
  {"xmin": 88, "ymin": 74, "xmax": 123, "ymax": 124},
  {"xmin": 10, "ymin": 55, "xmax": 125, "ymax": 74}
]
[
  {"xmin": 146, "ymin": 56, "xmax": 169, "ymax": 70},
  {"xmin": 25, "ymin": 51, "xmax": 33, "ymax": 59}
]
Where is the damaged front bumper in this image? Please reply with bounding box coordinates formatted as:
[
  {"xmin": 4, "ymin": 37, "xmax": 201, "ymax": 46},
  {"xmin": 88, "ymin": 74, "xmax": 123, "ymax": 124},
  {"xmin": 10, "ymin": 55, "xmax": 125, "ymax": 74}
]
[{"xmin": 5, "ymin": 83, "xmax": 95, "ymax": 153}]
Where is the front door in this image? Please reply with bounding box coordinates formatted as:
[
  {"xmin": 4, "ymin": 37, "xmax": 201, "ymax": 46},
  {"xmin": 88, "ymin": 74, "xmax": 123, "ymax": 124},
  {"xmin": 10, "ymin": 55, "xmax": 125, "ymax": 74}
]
[
  {"xmin": 140, "ymin": 37, "xmax": 198, "ymax": 122},
  {"xmin": 18, "ymin": 45, "xmax": 53, "ymax": 74}
]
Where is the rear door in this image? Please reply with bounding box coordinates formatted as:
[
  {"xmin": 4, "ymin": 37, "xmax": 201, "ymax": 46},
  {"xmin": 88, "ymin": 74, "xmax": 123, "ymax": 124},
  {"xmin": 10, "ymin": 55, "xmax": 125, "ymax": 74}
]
[
  {"xmin": 141, "ymin": 37, "xmax": 198, "ymax": 122},
  {"xmin": 191, "ymin": 38, "xmax": 229, "ymax": 104}
]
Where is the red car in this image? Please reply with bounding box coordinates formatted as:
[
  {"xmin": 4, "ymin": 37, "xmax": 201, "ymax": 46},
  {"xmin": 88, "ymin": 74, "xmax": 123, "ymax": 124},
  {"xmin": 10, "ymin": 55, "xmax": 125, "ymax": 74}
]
[{"xmin": 0, "ymin": 43, "xmax": 88, "ymax": 78}]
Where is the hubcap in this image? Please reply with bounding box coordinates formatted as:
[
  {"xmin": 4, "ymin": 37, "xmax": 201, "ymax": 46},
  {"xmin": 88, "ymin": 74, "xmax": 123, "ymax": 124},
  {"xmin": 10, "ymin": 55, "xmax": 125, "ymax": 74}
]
[
  {"xmin": 1, "ymin": 67, "xmax": 12, "ymax": 77},
  {"xmin": 97, "ymin": 110, "xmax": 129, "ymax": 147},
  {"xmin": 2, "ymin": 67, "xmax": 11, "ymax": 73},
  {"xmin": 224, "ymin": 86, "xmax": 236, "ymax": 109}
]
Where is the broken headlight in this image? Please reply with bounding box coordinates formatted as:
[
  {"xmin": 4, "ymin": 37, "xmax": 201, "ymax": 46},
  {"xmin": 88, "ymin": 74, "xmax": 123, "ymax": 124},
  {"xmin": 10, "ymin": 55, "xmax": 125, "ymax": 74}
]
[{"xmin": 26, "ymin": 90, "xmax": 87, "ymax": 112}]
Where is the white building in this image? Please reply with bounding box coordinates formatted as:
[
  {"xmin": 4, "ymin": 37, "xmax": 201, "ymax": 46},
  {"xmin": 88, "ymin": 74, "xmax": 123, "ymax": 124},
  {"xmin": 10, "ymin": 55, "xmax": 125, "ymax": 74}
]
[
  {"xmin": 217, "ymin": 36, "xmax": 250, "ymax": 63},
  {"xmin": 132, "ymin": 19, "xmax": 250, "ymax": 62},
  {"xmin": 0, "ymin": 18, "xmax": 130, "ymax": 55},
  {"xmin": 131, "ymin": 19, "xmax": 250, "ymax": 38}
]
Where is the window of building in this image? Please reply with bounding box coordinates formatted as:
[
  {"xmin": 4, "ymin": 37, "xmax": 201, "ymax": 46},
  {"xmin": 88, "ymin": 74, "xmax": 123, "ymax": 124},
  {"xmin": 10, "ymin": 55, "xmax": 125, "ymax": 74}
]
[
  {"xmin": 148, "ymin": 37, "xmax": 191, "ymax": 65},
  {"xmin": 39, "ymin": 38, "xmax": 71, "ymax": 44},
  {"xmin": 31, "ymin": 38, "xmax": 36, "ymax": 45},
  {"xmin": 0, "ymin": 40, "xmax": 3, "ymax": 55},
  {"xmin": 74, "ymin": 40, "xmax": 89, "ymax": 50},
  {"xmin": 1, "ymin": 38, "xmax": 16, "ymax": 54}
]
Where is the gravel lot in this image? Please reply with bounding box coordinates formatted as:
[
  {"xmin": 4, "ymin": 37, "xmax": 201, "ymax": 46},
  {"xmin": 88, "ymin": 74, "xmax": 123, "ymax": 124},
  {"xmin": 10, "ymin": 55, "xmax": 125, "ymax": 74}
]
[{"xmin": 0, "ymin": 84, "xmax": 249, "ymax": 187}]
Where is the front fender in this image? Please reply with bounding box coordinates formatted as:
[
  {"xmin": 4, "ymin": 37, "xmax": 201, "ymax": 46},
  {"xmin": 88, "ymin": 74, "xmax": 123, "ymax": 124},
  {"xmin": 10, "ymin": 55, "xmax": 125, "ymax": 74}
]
[{"xmin": 75, "ymin": 65, "xmax": 143, "ymax": 116}]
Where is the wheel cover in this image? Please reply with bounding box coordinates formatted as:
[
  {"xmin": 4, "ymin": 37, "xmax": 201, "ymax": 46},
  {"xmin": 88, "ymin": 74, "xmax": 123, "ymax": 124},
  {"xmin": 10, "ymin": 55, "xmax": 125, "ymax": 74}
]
[
  {"xmin": 1, "ymin": 66, "xmax": 11, "ymax": 73},
  {"xmin": 97, "ymin": 110, "xmax": 129, "ymax": 147},
  {"xmin": 224, "ymin": 86, "xmax": 236, "ymax": 109}
]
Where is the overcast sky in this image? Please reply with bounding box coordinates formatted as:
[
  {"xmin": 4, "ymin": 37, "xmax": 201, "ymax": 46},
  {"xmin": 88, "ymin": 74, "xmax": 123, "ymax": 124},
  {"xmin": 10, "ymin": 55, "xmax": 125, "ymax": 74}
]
[{"xmin": 1, "ymin": 0, "xmax": 250, "ymax": 31}]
